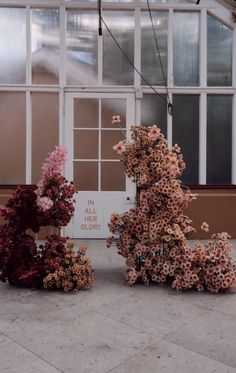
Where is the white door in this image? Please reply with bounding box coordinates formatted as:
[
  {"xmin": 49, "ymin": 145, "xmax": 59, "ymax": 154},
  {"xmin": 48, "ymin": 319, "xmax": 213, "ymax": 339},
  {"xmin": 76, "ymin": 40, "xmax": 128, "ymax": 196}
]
[{"xmin": 64, "ymin": 92, "xmax": 135, "ymax": 238}]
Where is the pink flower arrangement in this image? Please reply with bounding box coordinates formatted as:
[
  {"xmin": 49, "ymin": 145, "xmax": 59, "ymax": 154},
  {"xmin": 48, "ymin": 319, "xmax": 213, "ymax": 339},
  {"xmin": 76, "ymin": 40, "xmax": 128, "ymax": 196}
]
[
  {"xmin": 36, "ymin": 196, "xmax": 53, "ymax": 212},
  {"xmin": 108, "ymin": 124, "xmax": 236, "ymax": 293}
]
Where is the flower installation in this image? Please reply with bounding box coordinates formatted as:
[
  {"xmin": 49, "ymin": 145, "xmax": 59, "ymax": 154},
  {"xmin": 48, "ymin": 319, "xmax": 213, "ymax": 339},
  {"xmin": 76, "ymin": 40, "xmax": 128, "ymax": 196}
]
[
  {"xmin": 0, "ymin": 145, "xmax": 94, "ymax": 291},
  {"xmin": 108, "ymin": 123, "xmax": 236, "ymax": 293}
]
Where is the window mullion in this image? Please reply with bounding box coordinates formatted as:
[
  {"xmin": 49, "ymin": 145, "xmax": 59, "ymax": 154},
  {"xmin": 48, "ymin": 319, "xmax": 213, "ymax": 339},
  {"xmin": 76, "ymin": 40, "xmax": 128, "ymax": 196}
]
[
  {"xmin": 26, "ymin": 5, "xmax": 31, "ymax": 85},
  {"xmin": 199, "ymin": 93, "xmax": 207, "ymax": 184},
  {"xmin": 167, "ymin": 8, "xmax": 173, "ymax": 87},
  {"xmin": 200, "ymin": 8, "xmax": 207, "ymax": 88}
]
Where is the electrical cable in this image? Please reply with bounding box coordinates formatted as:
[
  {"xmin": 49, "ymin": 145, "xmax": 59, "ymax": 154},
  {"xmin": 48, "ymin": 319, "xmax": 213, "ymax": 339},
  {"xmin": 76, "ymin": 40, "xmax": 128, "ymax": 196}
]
[
  {"xmin": 100, "ymin": 14, "xmax": 172, "ymax": 114},
  {"xmin": 146, "ymin": 0, "xmax": 173, "ymax": 115}
]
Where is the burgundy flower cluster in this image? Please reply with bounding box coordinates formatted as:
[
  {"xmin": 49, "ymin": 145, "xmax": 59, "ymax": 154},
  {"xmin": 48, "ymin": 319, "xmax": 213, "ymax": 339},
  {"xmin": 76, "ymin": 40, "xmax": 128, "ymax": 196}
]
[
  {"xmin": 0, "ymin": 146, "xmax": 94, "ymax": 291},
  {"xmin": 108, "ymin": 124, "xmax": 236, "ymax": 293}
]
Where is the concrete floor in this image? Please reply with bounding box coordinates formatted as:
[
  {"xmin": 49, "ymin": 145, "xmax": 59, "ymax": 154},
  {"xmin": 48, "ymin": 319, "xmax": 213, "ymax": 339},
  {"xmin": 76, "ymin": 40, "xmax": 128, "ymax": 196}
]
[{"xmin": 0, "ymin": 240, "xmax": 236, "ymax": 373}]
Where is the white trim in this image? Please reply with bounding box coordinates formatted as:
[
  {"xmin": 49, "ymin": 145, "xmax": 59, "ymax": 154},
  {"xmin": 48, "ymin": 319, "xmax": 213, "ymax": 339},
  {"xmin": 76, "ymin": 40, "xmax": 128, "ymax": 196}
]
[
  {"xmin": 59, "ymin": 6, "xmax": 66, "ymax": 87},
  {"xmin": 199, "ymin": 93, "xmax": 207, "ymax": 184},
  {"xmin": 26, "ymin": 6, "xmax": 31, "ymax": 85},
  {"xmin": 167, "ymin": 92, "xmax": 172, "ymax": 149},
  {"xmin": 200, "ymin": 8, "xmax": 207, "ymax": 88},
  {"xmin": 232, "ymin": 94, "xmax": 236, "ymax": 183},
  {"xmin": 134, "ymin": 7, "xmax": 141, "ymax": 89},
  {"xmin": 167, "ymin": 8, "xmax": 173, "ymax": 87},
  {"xmin": 26, "ymin": 90, "xmax": 32, "ymax": 184}
]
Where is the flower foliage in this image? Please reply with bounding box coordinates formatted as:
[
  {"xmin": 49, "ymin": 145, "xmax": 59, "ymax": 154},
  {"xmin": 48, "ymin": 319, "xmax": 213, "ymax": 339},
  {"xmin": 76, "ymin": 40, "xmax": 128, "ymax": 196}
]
[
  {"xmin": 108, "ymin": 124, "xmax": 236, "ymax": 293},
  {"xmin": 0, "ymin": 146, "xmax": 94, "ymax": 291}
]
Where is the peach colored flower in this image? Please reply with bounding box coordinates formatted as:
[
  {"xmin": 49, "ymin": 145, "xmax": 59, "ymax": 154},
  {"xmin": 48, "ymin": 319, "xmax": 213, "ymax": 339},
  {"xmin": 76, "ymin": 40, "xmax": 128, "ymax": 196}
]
[
  {"xmin": 201, "ymin": 222, "xmax": 209, "ymax": 232},
  {"xmin": 111, "ymin": 115, "xmax": 121, "ymax": 124}
]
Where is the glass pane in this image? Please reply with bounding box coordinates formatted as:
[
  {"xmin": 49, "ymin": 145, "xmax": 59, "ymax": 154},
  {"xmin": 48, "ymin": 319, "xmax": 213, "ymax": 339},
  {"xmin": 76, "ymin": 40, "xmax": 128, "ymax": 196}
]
[
  {"xmin": 74, "ymin": 161, "xmax": 98, "ymax": 191},
  {"xmin": 207, "ymin": 95, "xmax": 232, "ymax": 184},
  {"xmin": 32, "ymin": 93, "xmax": 59, "ymax": 184},
  {"xmin": 74, "ymin": 99, "xmax": 99, "ymax": 128},
  {"xmin": 31, "ymin": 9, "xmax": 60, "ymax": 85},
  {"xmin": 173, "ymin": 12, "xmax": 199, "ymax": 86},
  {"xmin": 207, "ymin": 15, "xmax": 232, "ymax": 86},
  {"xmin": 141, "ymin": 11, "xmax": 168, "ymax": 86},
  {"xmin": 66, "ymin": 10, "xmax": 98, "ymax": 85},
  {"xmin": 0, "ymin": 8, "xmax": 26, "ymax": 84},
  {"xmin": 172, "ymin": 95, "xmax": 199, "ymax": 185},
  {"xmin": 74, "ymin": 130, "xmax": 98, "ymax": 159},
  {"xmin": 103, "ymin": 11, "xmax": 134, "ymax": 85},
  {"xmin": 141, "ymin": 94, "xmax": 167, "ymax": 137},
  {"xmin": 101, "ymin": 99, "xmax": 126, "ymax": 128},
  {"xmin": 101, "ymin": 162, "xmax": 125, "ymax": 191},
  {"xmin": 0, "ymin": 92, "xmax": 26, "ymax": 184},
  {"xmin": 101, "ymin": 130, "xmax": 126, "ymax": 159}
]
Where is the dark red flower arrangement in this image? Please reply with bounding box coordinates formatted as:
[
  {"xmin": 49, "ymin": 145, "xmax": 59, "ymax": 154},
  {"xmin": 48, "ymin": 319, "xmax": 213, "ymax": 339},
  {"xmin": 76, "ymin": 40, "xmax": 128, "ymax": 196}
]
[
  {"xmin": 108, "ymin": 123, "xmax": 236, "ymax": 293},
  {"xmin": 0, "ymin": 146, "xmax": 94, "ymax": 291}
]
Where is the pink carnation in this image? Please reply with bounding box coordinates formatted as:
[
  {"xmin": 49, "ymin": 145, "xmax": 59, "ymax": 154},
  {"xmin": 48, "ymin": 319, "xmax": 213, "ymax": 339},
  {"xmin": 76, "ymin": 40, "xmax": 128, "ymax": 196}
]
[
  {"xmin": 148, "ymin": 125, "xmax": 161, "ymax": 140},
  {"xmin": 36, "ymin": 196, "xmax": 53, "ymax": 212},
  {"xmin": 113, "ymin": 141, "xmax": 126, "ymax": 154}
]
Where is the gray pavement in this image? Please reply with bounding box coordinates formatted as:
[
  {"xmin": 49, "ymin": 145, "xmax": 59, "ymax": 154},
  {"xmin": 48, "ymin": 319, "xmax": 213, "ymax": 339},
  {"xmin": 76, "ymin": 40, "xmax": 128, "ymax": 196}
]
[{"xmin": 0, "ymin": 240, "xmax": 236, "ymax": 373}]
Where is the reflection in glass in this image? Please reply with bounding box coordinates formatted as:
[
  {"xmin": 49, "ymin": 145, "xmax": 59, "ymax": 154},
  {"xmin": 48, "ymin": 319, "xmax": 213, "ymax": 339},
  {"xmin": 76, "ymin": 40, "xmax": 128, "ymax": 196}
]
[
  {"xmin": 207, "ymin": 95, "xmax": 232, "ymax": 184},
  {"xmin": 141, "ymin": 94, "xmax": 167, "ymax": 136},
  {"xmin": 101, "ymin": 130, "xmax": 126, "ymax": 159},
  {"xmin": 103, "ymin": 11, "xmax": 134, "ymax": 85},
  {"xmin": 207, "ymin": 15, "xmax": 232, "ymax": 86},
  {"xmin": 74, "ymin": 99, "xmax": 99, "ymax": 128},
  {"xmin": 141, "ymin": 11, "xmax": 168, "ymax": 86},
  {"xmin": 32, "ymin": 93, "xmax": 59, "ymax": 183},
  {"xmin": 101, "ymin": 99, "xmax": 126, "ymax": 128},
  {"xmin": 67, "ymin": 10, "xmax": 98, "ymax": 85},
  {"xmin": 31, "ymin": 9, "xmax": 60, "ymax": 84},
  {"xmin": 172, "ymin": 95, "xmax": 199, "ymax": 184},
  {"xmin": 0, "ymin": 8, "xmax": 26, "ymax": 84},
  {"xmin": 0, "ymin": 93, "xmax": 26, "ymax": 184},
  {"xmin": 173, "ymin": 12, "xmax": 199, "ymax": 86},
  {"xmin": 74, "ymin": 130, "xmax": 98, "ymax": 159},
  {"xmin": 74, "ymin": 161, "xmax": 98, "ymax": 191},
  {"xmin": 101, "ymin": 162, "xmax": 125, "ymax": 191}
]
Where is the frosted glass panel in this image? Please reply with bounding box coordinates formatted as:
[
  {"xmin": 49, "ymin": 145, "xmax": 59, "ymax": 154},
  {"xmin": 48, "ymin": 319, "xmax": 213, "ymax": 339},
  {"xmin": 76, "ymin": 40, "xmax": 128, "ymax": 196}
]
[
  {"xmin": 101, "ymin": 130, "xmax": 126, "ymax": 159},
  {"xmin": 74, "ymin": 162, "xmax": 98, "ymax": 191},
  {"xmin": 74, "ymin": 130, "xmax": 98, "ymax": 159},
  {"xmin": 103, "ymin": 11, "xmax": 134, "ymax": 85},
  {"xmin": 0, "ymin": 93, "xmax": 26, "ymax": 184},
  {"xmin": 32, "ymin": 93, "xmax": 59, "ymax": 183},
  {"xmin": 141, "ymin": 94, "xmax": 167, "ymax": 137},
  {"xmin": 173, "ymin": 12, "xmax": 199, "ymax": 86},
  {"xmin": 207, "ymin": 96, "xmax": 232, "ymax": 184},
  {"xmin": 172, "ymin": 95, "xmax": 199, "ymax": 185},
  {"xmin": 31, "ymin": 9, "xmax": 60, "ymax": 85},
  {"xmin": 74, "ymin": 99, "xmax": 99, "ymax": 128},
  {"xmin": 101, "ymin": 162, "xmax": 125, "ymax": 191},
  {"xmin": 141, "ymin": 11, "xmax": 168, "ymax": 86},
  {"xmin": 0, "ymin": 8, "xmax": 26, "ymax": 84},
  {"xmin": 66, "ymin": 10, "xmax": 98, "ymax": 85},
  {"xmin": 207, "ymin": 15, "xmax": 232, "ymax": 86}
]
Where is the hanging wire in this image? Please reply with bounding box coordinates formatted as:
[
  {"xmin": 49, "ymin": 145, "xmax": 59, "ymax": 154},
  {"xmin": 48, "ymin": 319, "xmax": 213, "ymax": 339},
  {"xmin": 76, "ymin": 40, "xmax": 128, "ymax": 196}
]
[
  {"xmin": 100, "ymin": 14, "xmax": 173, "ymax": 114},
  {"xmin": 146, "ymin": 0, "xmax": 173, "ymax": 115}
]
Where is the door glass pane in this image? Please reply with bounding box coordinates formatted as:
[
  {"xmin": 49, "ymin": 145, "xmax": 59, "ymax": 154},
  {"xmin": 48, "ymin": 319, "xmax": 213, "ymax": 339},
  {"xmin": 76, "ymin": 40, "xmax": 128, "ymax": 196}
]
[
  {"xmin": 31, "ymin": 9, "xmax": 60, "ymax": 85},
  {"xmin": 74, "ymin": 130, "xmax": 98, "ymax": 159},
  {"xmin": 101, "ymin": 130, "xmax": 126, "ymax": 159},
  {"xmin": 32, "ymin": 93, "xmax": 59, "ymax": 183},
  {"xmin": 0, "ymin": 92, "xmax": 26, "ymax": 184},
  {"xmin": 141, "ymin": 11, "xmax": 168, "ymax": 86},
  {"xmin": 141, "ymin": 94, "xmax": 167, "ymax": 137},
  {"xmin": 74, "ymin": 99, "xmax": 99, "ymax": 128},
  {"xmin": 74, "ymin": 162, "xmax": 98, "ymax": 191},
  {"xmin": 101, "ymin": 99, "xmax": 126, "ymax": 128},
  {"xmin": 0, "ymin": 8, "xmax": 26, "ymax": 84},
  {"xmin": 207, "ymin": 15, "xmax": 232, "ymax": 86},
  {"xmin": 172, "ymin": 95, "xmax": 199, "ymax": 185},
  {"xmin": 103, "ymin": 10, "xmax": 134, "ymax": 85},
  {"xmin": 207, "ymin": 95, "xmax": 232, "ymax": 184},
  {"xmin": 101, "ymin": 162, "xmax": 125, "ymax": 191},
  {"xmin": 173, "ymin": 12, "xmax": 199, "ymax": 86},
  {"xmin": 67, "ymin": 10, "xmax": 98, "ymax": 85}
]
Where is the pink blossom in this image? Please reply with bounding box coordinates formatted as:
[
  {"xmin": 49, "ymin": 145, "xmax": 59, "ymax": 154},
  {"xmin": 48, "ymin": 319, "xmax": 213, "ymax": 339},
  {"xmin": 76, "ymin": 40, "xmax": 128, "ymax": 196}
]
[
  {"xmin": 111, "ymin": 115, "xmax": 121, "ymax": 124},
  {"xmin": 148, "ymin": 125, "xmax": 161, "ymax": 140},
  {"xmin": 113, "ymin": 141, "xmax": 126, "ymax": 154},
  {"xmin": 36, "ymin": 196, "xmax": 53, "ymax": 212}
]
